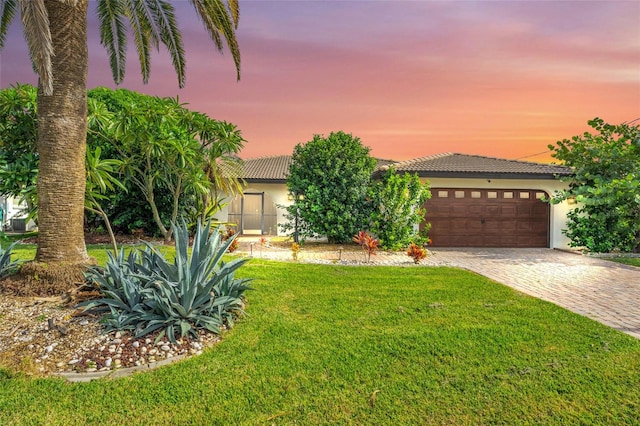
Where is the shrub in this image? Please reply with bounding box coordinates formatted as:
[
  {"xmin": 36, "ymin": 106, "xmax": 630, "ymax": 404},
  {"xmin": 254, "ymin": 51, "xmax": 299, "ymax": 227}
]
[
  {"xmin": 369, "ymin": 167, "xmax": 431, "ymax": 250},
  {"xmin": 406, "ymin": 243, "xmax": 427, "ymax": 264},
  {"xmin": 221, "ymin": 228, "xmax": 239, "ymax": 252},
  {"xmin": 291, "ymin": 242, "xmax": 301, "ymax": 261},
  {"xmin": 353, "ymin": 231, "xmax": 379, "ymax": 263},
  {"xmin": 79, "ymin": 219, "xmax": 252, "ymax": 343}
]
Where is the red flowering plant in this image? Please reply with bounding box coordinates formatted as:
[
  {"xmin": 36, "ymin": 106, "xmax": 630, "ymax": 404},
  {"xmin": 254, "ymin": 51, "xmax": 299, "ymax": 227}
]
[{"xmin": 353, "ymin": 231, "xmax": 379, "ymax": 263}]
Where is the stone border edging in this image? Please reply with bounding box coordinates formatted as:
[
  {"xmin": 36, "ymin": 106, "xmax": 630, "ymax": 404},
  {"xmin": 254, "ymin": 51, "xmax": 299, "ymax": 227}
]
[{"xmin": 55, "ymin": 352, "xmax": 190, "ymax": 382}]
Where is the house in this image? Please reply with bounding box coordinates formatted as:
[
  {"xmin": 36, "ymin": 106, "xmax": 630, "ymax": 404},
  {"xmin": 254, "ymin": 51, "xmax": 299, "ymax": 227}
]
[
  {"xmin": 219, "ymin": 153, "xmax": 574, "ymax": 249},
  {"xmin": 0, "ymin": 195, "xmax": 37, "ymax": 232}
]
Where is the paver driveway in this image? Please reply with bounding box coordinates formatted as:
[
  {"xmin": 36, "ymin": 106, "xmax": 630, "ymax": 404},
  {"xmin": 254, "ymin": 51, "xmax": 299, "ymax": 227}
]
[{"xmin": 428, "ymin": 248, "xmax": 640, "ymax": 339}]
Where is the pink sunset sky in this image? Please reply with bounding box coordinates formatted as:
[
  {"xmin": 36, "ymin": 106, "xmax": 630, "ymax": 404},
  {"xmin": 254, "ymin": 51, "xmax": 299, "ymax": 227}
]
[{"xmin": 1, "ymin": 0, "xmax": 638, "ymax": 162}]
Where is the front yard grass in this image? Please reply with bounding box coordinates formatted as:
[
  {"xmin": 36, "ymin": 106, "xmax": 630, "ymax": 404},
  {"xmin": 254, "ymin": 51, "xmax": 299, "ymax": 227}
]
[
  {"xmin": 1, "ymin": 255, "xmax": 639, "ymax": 424},
  {"xmin": 608, "ymin": 257, "xmax": 640, "ymax": 268}
]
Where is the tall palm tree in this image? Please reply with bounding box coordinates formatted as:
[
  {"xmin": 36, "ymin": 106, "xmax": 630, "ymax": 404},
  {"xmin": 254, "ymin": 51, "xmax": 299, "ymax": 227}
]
[{"xmin": 0, "ymin": 0, "xmax": 241, "ymax": 264}]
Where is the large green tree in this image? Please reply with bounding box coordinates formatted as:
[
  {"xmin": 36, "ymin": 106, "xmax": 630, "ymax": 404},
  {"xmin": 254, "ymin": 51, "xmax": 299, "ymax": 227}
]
[
  {"xmin": 88, "ymin": 87, "xmax": 245, "ymax": 241},
  {"xmin": 549, "ymin": 118, "xmax": 640, "ymax": 253},
  {"xmin": 0, "ymin": 0, "xmax": 240, "ymax": 265},
  {"xmin": 285, "ymin": 131, "xmax": 376, "ymax": 243}
]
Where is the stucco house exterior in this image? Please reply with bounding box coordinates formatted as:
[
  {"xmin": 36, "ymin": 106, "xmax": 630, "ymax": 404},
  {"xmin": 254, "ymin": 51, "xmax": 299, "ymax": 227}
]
[{"xmin": 218, "ymin": 153, "xmax": 574, "ymax": 249}]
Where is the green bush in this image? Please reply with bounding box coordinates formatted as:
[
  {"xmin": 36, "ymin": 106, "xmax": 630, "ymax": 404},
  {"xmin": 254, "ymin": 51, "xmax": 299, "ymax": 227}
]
[{"xmin": 79, "ymin": 219, "xmax": 252, "ymax": 343}]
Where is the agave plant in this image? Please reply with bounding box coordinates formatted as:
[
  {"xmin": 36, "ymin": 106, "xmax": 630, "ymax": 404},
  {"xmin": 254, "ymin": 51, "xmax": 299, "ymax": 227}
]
[
  {"xmin": 80, "ymin": 219, "xmax": 252, "ymax": 343},
  {"xmin": 0, "ymin": 242, "xmax": 21, "ymax": 278}
]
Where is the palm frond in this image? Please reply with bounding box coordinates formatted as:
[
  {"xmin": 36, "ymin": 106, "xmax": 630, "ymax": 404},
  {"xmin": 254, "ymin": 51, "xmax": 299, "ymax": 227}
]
[
  {"xmin": 189, "ymin": 0, "xmax": 240, "ymax": 80},
  {"xmin": 19, "ymin": 0, "xmax": 53, "ymax": 95},
  {"xmin": 97, "ymin": 0, "xmax": 127, "ymax": 84},
  {"xmin": 0, "ymin": 0, "xmax": 18, "ymax": 49},
  {"xmin": 122, "ymin": 0, "xmax": 153, "ymax": 83},
  {"xmin": 147, "ymin": 0, "xmax": 185, "ymax": 87}
]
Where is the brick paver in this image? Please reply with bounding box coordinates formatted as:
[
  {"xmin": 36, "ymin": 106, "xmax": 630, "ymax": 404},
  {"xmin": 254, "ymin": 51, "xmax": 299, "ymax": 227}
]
[{"xmin": 427, "ymin": 248, "xmax": 640, "ymax": 340}]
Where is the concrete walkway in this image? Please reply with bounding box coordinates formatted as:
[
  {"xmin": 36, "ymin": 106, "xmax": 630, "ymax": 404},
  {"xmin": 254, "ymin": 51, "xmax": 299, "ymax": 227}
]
[{"xmin": 240, "ymin": 243, "xmax": 640, "ymax": 339}]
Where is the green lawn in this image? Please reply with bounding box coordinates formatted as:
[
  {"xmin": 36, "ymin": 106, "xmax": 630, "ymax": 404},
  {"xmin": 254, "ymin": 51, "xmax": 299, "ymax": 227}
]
[
  {"xmin": 608, "ymin": 257, "xmax": 640, "ymax": 268},
  {"xmin": 1, "ymin": 253, "xmax": 639, "ymax": 424}
]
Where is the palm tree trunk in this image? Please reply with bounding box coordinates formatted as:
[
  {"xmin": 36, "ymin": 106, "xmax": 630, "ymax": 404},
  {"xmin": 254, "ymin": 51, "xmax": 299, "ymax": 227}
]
[{"xmin": 35, "ymin": 0, "xmax": 90, "ymax": 263}]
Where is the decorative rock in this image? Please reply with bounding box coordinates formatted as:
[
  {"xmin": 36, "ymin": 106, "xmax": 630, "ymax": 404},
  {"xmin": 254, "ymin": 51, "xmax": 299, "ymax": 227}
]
[
  {"xmin": 68, "ymin": 359, "xmax": 79, "ymax": 365},
  {"xmin": 149, "ymin": 348, "xmax": 157, "ymax": 355},
  {"xmin": 111, "ymin": 338, "xmax": 122, "ymax": 344},
  {"xmin": 104, "ymin": 358, "xmax": 112, "ymax": 368},
  {"xmin": 115, "ymin": 331, "xmax": 122, "ymax": 339},
  {"xmin": 108, "ymin": 345, "xmax": 116, "ymax": 353},
  {"xmin": 45, "ymin": 345, "xmax": 54, "ymax": 353},
  {"xmin": 140, "ymin": 346, "xmax": 148, "ymax": 354},
  {"xmin": 132, "ymin": 341, "xmax": 140, "ymax": 349},
  {"xmin": 161, "ymin": 345, "xmax": 170, "ymax": 352},
  {"xmin": 79, "ymin": 320, "xmax": 89, "ymax": 326}
]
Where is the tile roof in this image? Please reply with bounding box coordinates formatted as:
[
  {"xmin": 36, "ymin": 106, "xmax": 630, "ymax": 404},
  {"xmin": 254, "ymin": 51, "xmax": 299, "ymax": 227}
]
[
  {"xmin": 384, "ymin": 153, "xmax": 572, "ymax": 179},
  {"xmin": 241, "ymin": 153, "xmax": 572, "ymax": 181},
  {"xmin": 241, "ymin": 155, "xmax": 293, "ymax": 182}
]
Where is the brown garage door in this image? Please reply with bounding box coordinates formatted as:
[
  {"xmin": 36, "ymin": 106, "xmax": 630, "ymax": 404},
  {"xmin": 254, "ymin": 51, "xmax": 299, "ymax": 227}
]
[{"xmin": 422, "ymin": 189, "xmax": 550, "ymax": 248}]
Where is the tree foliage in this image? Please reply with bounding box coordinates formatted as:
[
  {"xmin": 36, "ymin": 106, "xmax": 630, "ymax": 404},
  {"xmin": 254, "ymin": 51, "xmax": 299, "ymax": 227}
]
[
  {"xmin": 0, "ymin": 85, "xmax": 246, "ymax": 240},
  {"xmin": 369, "ymin": 167, "xmax": 431, "ymax": 250},
  {"xmin": 88, "ymin": 87, "xmax": 246, "ymax": 241},
  {"xmin": 549, "ymin": 118, "xmax": 640, "ymax": 253},
  {"xmin": 284, "ymin": 131, "xmax": 376, "ymax": 243},
  {"xmin": 0, "ymin": 84, "xmax": 38, "ymax": 214}
]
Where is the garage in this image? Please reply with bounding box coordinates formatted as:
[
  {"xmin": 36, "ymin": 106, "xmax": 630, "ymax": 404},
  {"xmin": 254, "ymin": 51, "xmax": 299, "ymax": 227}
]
[{"xmin": 423, "ymin": 188, "xmax": 550, "ymax": 248}]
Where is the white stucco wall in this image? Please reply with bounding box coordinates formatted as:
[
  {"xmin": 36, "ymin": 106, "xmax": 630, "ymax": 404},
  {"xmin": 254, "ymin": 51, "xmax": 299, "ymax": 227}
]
[
  {"xmin": 423, "ymin": 177, "xmax": 572, "ymax": 249},
  {"xmin": 217, "ymin": 183, "xmax": 292, "ymax": 236},
  {"xmin": 220, "ymin": 177, "xmax": 573, "ymax": 248}
]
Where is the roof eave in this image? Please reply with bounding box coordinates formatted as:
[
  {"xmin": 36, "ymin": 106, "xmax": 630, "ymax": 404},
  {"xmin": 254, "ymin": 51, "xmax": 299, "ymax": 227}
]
[
  {"xmin": 245, "ymin": 178, "xmax": 287, "ymax": 184},
  {"xmin": 410, "ymin": 171, "xmax": 573, "ymax": 180}
]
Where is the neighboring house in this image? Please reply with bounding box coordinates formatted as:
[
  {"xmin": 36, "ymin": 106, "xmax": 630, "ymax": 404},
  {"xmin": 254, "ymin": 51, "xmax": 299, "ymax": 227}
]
[
  {"xmin": 0, "ymin": 195, "xmax": 36, "ymax": 232},
  {"xmin": 219, "ymin": 153, "xmax": 574, "ymax": 249}
]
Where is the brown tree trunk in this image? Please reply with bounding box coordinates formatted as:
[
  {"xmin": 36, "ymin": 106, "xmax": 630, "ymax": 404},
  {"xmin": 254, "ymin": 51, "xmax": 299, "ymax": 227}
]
[{"xmin": 35, "ymin": 0, "xmax": 90, "ymax": 264}]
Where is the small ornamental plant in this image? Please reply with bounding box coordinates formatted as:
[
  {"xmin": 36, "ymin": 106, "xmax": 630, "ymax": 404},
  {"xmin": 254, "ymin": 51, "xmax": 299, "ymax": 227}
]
[
  {"xmin": 291, "ymin": 242, "xmax": 301, "ymax": 261},
  {"xmin": 221, "ymin": 228, "xmax": 239, "ymax": 253},
  {"xmin": 406, "ymin": 243, "xmax": 427, "ymax": 264},
  {"xmin": 353, "ymin": 231, "xmax": 379, "ymax": 263}
]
